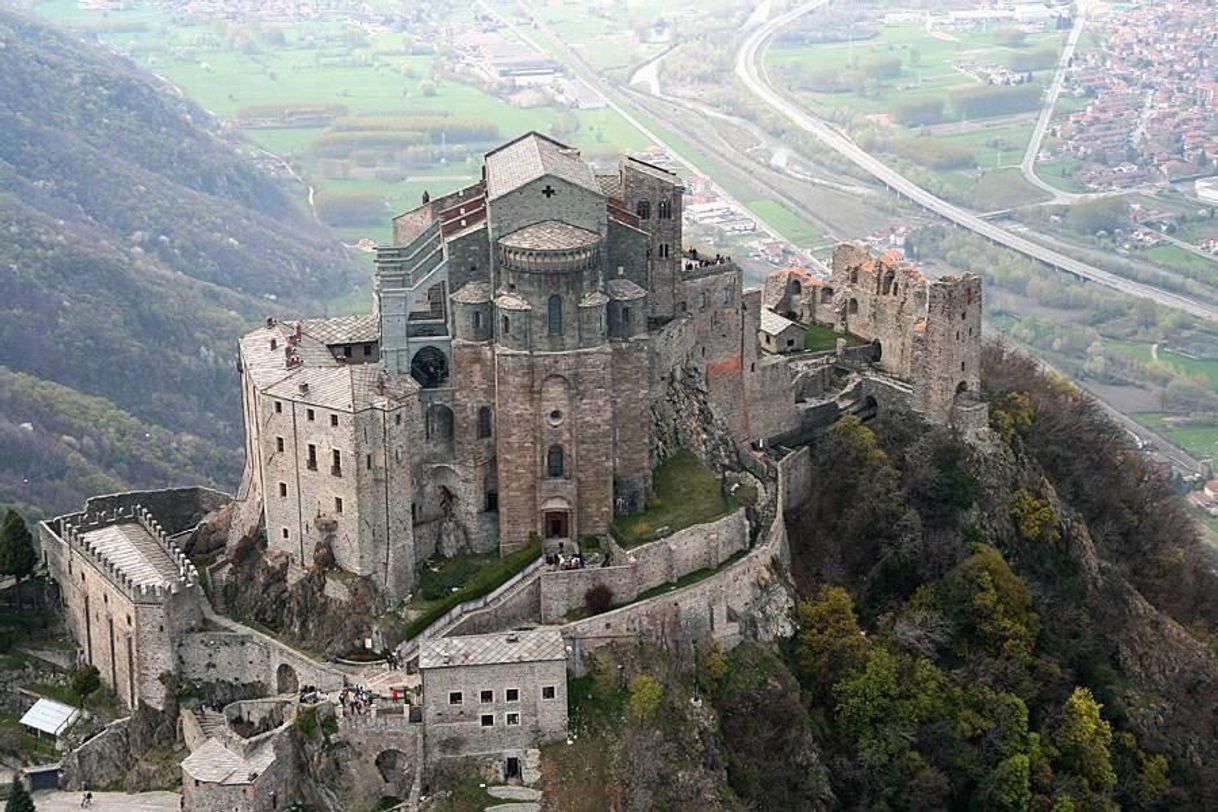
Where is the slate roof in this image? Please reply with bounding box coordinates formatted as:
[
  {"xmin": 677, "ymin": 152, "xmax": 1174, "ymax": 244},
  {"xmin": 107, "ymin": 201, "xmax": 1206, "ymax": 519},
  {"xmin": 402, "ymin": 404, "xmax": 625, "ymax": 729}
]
[
  {"xmin": 79, "ymin": 522, "xmax": 181, "ymax": 589},
  {"xmin": 580, "ymin": 290, "xmax": 610, "ymax": 307},
  {"xmin": 298, "ymin": 315, "xmax": 379, "ymax": 346},
  {"xmin": 606, "ymin": 278, "xmax": 647, "ymax": 301},
  {"xmin": 595, "ymin": 172, "xmax": 623, "ymax": 199},
  {"xmin": 760, "ymin": 309, "xmax": 802, "ymax": 337},
  {"xmin": 494, "ymin": 291, "xmax": 532, "ymax": 311},
  {"xmin": 239, "ymin": 322, "xmax": 415, "ymax": 412},
  {"xmin": 499, "ymin": 220, "xmax": 600, "ymax": 251},
  {"xmin": 451, "ymin": 281, "xmax": 493, "ymax": 304},
  {"xmin": 419, "ymin": 629, "xmax": 566, "ymax": 670},
  {"xmin": 181, "ymin": 738, "xmax": 276, "ymax": 785},
  {"xmin": 484, "ymin": 133, "xmax": 601, "ymax": 201}
]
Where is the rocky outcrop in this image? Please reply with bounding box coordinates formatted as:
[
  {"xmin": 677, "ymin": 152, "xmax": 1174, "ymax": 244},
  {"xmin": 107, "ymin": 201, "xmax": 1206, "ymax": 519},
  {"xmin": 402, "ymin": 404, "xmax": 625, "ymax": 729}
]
[
  {"xmin": 651, "ymin": 363, "xmax": 739, "ymax": 474},
  {"xmin": 223, "ymin": 530, "xmax": 394, "ymax": 657}
]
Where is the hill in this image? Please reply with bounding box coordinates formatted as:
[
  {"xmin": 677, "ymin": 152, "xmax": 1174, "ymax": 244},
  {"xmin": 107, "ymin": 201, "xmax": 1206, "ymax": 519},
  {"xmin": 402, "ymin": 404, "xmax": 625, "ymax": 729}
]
[
  {"xmin": 0, "ymin": 8, "xmax": 363, "ymax": 518},
  {"xmin": 538, "ymin": 347, "xmax": 1218, "ymax": 811}
]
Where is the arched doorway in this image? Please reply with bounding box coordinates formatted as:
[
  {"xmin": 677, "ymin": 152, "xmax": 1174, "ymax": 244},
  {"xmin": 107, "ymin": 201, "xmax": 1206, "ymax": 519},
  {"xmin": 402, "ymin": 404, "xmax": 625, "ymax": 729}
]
[
  {"xmin": 410, "ymin": 346, "xmax": 449, "ymax": 388},
  {"xmin": 275, "ymin": 663, "xmax": 298, "ymax": 695},
  {"xmin": 374, "ymin": 749, "xmax": 413, "ymax": 798},
  {"xmin": 872, "ymin": 339, "xmax": 883, "ymax": 362}
]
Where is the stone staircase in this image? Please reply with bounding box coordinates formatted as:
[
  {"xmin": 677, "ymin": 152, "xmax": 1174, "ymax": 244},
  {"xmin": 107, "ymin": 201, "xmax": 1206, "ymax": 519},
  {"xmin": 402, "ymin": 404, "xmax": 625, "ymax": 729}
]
[
  {"xmin": 195, "ymin": 709, "xmax": 227, "ymax": 742},
  {"xmin": 485, "ymin": 785, "xmax": 543, "ymax": 812}
]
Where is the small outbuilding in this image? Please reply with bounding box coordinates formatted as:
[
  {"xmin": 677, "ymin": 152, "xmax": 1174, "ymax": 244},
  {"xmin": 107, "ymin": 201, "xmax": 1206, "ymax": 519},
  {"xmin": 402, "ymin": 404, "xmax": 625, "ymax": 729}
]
[
  {"xmin": 19, "ymin": 698, "xmax": 79, "ymax": 740},
  {"xmin": 759, "ymin": 309, "xmax": 805, "ymax": 354}
]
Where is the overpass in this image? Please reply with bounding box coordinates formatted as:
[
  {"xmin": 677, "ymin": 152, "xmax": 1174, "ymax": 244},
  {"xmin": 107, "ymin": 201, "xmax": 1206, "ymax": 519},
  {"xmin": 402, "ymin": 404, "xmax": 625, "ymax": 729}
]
[{"xmin": 735, "ymin": 1, "xmax": 1218, "ymax": 325}]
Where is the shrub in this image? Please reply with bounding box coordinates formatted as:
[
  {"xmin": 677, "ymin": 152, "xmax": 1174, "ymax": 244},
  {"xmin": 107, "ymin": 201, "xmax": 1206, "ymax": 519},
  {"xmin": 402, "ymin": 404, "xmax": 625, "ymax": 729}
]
[
  {"xmin": 584, "ymin": 583, "xmax": 614, "ymax": 615},
  {"xmin": 628, "ymin": 674, "xmax": 663, "ymax": 719},
  {"xmin": 891, "ymin": 137, "xmax": 976, "ymax": 170},
  {"xmin": 951, "ymin": 84, "xmax": 1042, "ymax": 119},
  {"xmin": 892, "ymin": 97, "xmax": 945, "ymax": 127},
  {"xmin": 1009, "ymin": 488, "xmax": 1060, "ymax": 544},
  {"xmin": 69, "ymin": 664, "xmax": 101, "ymax": 701}
]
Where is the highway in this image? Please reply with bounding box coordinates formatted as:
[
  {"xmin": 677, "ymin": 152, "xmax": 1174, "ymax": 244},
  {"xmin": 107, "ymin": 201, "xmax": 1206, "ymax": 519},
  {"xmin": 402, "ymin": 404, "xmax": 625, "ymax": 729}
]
[{"xmin": 735, "ymin": 1, "xmax": 1218, "ymax": 325}]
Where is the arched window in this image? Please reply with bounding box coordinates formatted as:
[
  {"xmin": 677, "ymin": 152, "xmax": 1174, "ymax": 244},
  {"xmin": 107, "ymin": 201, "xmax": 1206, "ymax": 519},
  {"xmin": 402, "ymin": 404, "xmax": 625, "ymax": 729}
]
[
  {"xmin": 502, "ymin": 315, "xmax": 510, "ymax": 336},
  {"xmin": 636, "ymin": 199, "xmax": 651, "ymax": 220},
  {"xmin": 546, "ymin": 444, "xmax": 564, "ymax": 478},
  {"xmin": 478, "ymin": 406, "xmax": 493, "ymax": 439},
  {"xmin": 658, "ymin": 200, "xmax": 672, "ymax": 219},
  {"xmin": 848, "ymin": 298, "xmax": 859, "ymax": 314},
  {"xmin": 547, "ymin": 295, "xmax": 563, "ymax": 335}
]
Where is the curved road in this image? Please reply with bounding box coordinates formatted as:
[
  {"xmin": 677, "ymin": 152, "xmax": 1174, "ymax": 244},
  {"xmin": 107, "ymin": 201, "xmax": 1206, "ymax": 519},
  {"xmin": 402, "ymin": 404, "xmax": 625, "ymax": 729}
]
[
  {"xmin": 1019, "ymin": 2, "xmax": 1097, "ymax": 203},
  {"xmin": 736, "ymin": 1, "xmax": 1218, "ymax": 325}
]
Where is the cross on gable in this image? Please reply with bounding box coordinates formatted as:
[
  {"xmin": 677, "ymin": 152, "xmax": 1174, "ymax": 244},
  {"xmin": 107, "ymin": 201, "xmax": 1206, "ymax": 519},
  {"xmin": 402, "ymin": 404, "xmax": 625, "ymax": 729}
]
[{"xmin": 541, "ymin": 184, "xmax": 556, "ymax": 198}]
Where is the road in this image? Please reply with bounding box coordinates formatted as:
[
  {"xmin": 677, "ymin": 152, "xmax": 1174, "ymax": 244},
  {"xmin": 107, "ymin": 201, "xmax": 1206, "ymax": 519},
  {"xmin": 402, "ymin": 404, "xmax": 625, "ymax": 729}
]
[
  {"xmin": 490, "ymin": 0, "xmax": 800, "ymax": 250},
  {"xmin": 735, "ymin": 1, "xmax": 1218, "ymax": 325},
  {"xmin": 1020, "ymin": 3, "xmax": 1095, "ymax": 203}
]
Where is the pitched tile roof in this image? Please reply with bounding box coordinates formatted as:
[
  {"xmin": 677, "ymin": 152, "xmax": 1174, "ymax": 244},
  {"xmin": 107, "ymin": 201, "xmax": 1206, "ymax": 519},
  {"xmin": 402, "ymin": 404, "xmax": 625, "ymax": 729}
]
[
  {"xmin": 484, "ymin": 132, "xmax": 601, "ymax": 201},
  {"xmin": 499, "ymin": 220, "xmax": 600, "ymax": 251},
  {"xmin": 298, "ymin": 315, "xmax": 379, "ymax": 346},
  {"xmin": 181, "ymin": 738, "xmax": 276, "ymax": 785},
  {"xmin": 419, "ymin": 629, "xmax": 565, "ymax": 670}
]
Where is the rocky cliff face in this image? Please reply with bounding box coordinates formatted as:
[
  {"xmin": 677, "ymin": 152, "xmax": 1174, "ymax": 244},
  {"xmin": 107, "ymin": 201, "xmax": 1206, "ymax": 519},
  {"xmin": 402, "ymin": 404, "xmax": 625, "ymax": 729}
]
[
  {"xmin": 651, "ymin": 362, "xmax": 740, "ymax": 474},
  {"xmin": 222, "ymin": 530, "xmax": 394, "ymax": 657}
]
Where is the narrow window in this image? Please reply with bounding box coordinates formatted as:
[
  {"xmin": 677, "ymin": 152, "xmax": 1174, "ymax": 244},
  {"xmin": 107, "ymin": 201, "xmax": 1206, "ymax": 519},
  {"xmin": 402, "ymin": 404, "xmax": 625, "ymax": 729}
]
[
  {"xmin": 274, "ymin": 401, "xmax": 283, "ymax": 414},
  {"xmin": 307, "ymin": 444, "xmax": 317, "ymax": 471},
  {"xmin": 276, "ymin": 436, "xmax": 284, "ymax": 452},
  {"xmin": 502, "ymin": 315, "xmax": 510, "ymax": 336},
  {"xmin": 478, "ymin": 406, "xmax": 493, "ymax": 439},
  {"xmin": 395, "ymin": 413, "xmax": 402, "ymax": 426},
  {"xmin": 547, "ymin": 294, "xmax": 563, "ymax": 335},
  {"xmin": 480, "ymin": 714, "xmax": 494, "ymax": 727},
  {"xmin": 366, "ymin": 454, "xmax": 373, "ymax": 469},
  {"xmin": 330, "ymin": 414, "xmax": 338, "ymax": 427},
  {"xmin": 622, "ymin": 307, "xmax": 631, "ymax": 326},
  {"xmin": 636, "ymin": 199, "xmax": 651, "ymax": 220},
  {"xmin": 282, "ymin": 528, "xmax": 289, "ymax": 539},
  {"xmin": 658, "ymin": 199, "xmax": 672, "ymax": 219},
  {"xmin": 546, "ymin": 445, "xmax": 564, "ymax": 478},
  {"xmin": 334, "ymin": 497, "xmax": 343, "ymax": 514},
  {"xmin": 480, "ymin": 689, "xmax": 494, "ymax": 704},
  {"xmin": 363, "ymin": 343, "xmax": 373, "ymax": 355},
  {"xmin": 331, "ymin": 449, "xmax": 342, "ymax": 476},
  {"xmin": 343, "ymin": 345, "xmax": 352, "ymax": 358},
  {"xmin": 542, "ymin": 686, "xmax": 556, "ymax": 700},
  {"xmin": 659, "ymin": 243, "xmax": 670, "ymax": 258},
  {"xmin": 278, "ymin": 482, "xmax": 287, "ymax": 498},
  {"xmin": 449, "ymin": 691, "xmax": 462, "ymax": 705},
  {"xmin": 473, "ymin": 310, "xmax": 482, "ymax": 331},
  {"xmin": 307, "ymin": 408, "xmax": 315, "ymax": 422}
]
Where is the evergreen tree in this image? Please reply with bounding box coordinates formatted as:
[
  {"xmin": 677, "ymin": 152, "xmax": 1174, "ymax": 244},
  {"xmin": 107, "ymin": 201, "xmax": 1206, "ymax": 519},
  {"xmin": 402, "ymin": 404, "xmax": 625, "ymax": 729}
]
[
  {"xmin": 5, "ymin": 777, "xmax": 34, "ymax": 812},
  {"xmin": 0, "ymin": 511, "xmax": 36, "ymax": 611}
]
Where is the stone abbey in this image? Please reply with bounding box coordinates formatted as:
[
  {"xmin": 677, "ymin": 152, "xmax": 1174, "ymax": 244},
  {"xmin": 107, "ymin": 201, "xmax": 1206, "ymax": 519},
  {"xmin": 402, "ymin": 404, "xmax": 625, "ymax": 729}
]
[
  {"xmin": 37, "ymin": 134, "xmax": 986, "ymax": 808},
  {"xmin": 231, "ymin": 132, "xmax": 985, "ymax": 603}
]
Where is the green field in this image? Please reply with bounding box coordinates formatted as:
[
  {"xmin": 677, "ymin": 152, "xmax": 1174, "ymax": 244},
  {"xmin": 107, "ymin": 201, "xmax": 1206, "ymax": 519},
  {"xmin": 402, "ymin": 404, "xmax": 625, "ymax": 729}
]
[
  {"xmin": 747, "ymin": 199, "xmax": 827, "ymax": 247},
  {"xmin": 1132, "ymin": 413, "xmax": 1218, "ymax": 460},
  {"xmin": 766, "ymin": 24, "xmax": 1062, "ymax": 122}
]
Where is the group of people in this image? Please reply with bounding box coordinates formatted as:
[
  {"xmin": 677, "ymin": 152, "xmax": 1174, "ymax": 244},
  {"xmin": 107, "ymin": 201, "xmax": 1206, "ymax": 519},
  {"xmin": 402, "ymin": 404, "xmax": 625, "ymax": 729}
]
[
  {"xmin": 296, "ymin": 684, "xmax": 325, "ymax": 704},
  {"xmin": 683, "ymin": 249, "xmax": 733, "ymax": 271},
  {"xmin": 547, "ymin": 552, "xmax": 586, "ymax": 570},
  {"xmin": 338, "ymin": 684, "xmax": 377, "ymax": 716}
]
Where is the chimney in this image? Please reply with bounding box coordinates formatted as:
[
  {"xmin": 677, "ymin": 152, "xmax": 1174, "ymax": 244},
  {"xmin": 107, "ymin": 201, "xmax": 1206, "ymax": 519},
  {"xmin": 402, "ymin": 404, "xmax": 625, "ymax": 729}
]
[{"xmin": 299, "ymin": 382, "xmax": 309, "ymax": 395}]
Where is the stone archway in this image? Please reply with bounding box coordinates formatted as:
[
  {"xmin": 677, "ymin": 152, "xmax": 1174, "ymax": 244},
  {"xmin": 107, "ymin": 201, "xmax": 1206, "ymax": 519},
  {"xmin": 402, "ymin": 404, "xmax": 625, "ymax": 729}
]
[
  {"xmin": 410, "ymin": 346, "xmax": 449, "ymax": 388},
  {"xmin": 375, "ymin": 749, "xmax": 413, "ymax": 798},
  {"xmin": 276, "ymin": 663, "xmax": 298, "ymax": 695}
]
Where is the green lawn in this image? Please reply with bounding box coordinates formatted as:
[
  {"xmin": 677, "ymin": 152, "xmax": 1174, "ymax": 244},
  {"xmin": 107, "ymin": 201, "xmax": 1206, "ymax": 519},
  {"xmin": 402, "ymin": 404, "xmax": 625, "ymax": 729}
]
[
  {"xmin": 611, "ymin": 451, "xmax": 737, "ymax": 548},
  {"xmin": 402, "ymin": 538, "xmax": 541, "ymax": 640},
  {"xmin": 804, "ymin": 322, "xmax": 864, "ymax": 352}
]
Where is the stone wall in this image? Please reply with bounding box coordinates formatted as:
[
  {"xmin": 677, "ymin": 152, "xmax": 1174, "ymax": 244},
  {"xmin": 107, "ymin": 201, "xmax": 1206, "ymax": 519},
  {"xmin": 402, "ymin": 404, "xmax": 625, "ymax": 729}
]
[
  {"xmin": 60, "ymin": 718, "xmax": 132, "ymax": 791},
  {"xmin": 561, "ymin": 459, "xmax": 793, "ymax": 670},
  {"xmin": 778, "ymin": 446, "xmax": 812, "ymax": 514},
  {"xmin": 445, "ymin": 577, "xmax": 542, "ymax": 637},
  {"xmin": 422, "ymin": 658, "xmax": 567, "ymax": 761},
  {"xmin": 538, "ymin": 509, "xmax": 748, "ymax": 623},
  {"xmin": 177, "ymin": 630, "xmax": 342, "ymax": 696}
]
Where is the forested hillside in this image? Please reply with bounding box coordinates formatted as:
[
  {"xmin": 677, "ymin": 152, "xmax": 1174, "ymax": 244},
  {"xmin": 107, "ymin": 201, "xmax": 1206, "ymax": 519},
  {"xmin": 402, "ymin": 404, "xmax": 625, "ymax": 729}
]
[
  {"xmin": 547, "ymin": 349, "xmax": 1218, "ymax": 811},
  {"xmin": 0, "ymin": 8, "xmax": 362, "ymax": 518}
]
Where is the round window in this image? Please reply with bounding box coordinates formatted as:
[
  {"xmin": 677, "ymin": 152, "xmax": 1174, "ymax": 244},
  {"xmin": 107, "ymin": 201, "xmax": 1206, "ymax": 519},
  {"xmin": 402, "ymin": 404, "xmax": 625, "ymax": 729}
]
[{"xmin": 548, "ymin": 409, "xmax": 564, "ymax": 426}]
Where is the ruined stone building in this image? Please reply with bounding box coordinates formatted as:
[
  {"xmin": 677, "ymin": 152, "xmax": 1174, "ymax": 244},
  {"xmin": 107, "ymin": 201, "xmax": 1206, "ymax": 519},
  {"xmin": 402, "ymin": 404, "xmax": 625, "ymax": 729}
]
[{"xmin": 763, "ymin": 243, "xmax": 986, "ymax": 432}]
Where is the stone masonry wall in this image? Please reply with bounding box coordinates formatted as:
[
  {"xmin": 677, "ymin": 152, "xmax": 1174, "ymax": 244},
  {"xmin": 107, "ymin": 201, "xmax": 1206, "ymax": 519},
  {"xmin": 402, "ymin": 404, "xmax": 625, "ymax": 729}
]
[{"xmin": 538, "ymin": 509, "xmax": 748, "ymax": 623}]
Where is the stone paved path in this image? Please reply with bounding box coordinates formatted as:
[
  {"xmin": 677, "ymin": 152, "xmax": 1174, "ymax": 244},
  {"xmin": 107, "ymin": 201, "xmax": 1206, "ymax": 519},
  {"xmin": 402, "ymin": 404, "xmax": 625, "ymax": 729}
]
[
  {"xmin": 32, "ymin": 790, "xmax": 181, "ymax": 811},
  {"xmin": 487, "ymin": 786, "xmax": 543, "ymax": 802},
  {"xmin": 484, "ymin": 804, "xmax": 540, "ymax": 812}
]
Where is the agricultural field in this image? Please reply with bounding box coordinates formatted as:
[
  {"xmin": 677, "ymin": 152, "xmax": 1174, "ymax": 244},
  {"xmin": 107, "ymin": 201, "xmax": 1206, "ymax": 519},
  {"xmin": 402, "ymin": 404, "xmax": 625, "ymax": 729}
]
[{"xmin": 27, "ymin": 0, "xmax": 658, "ymax": 311}]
